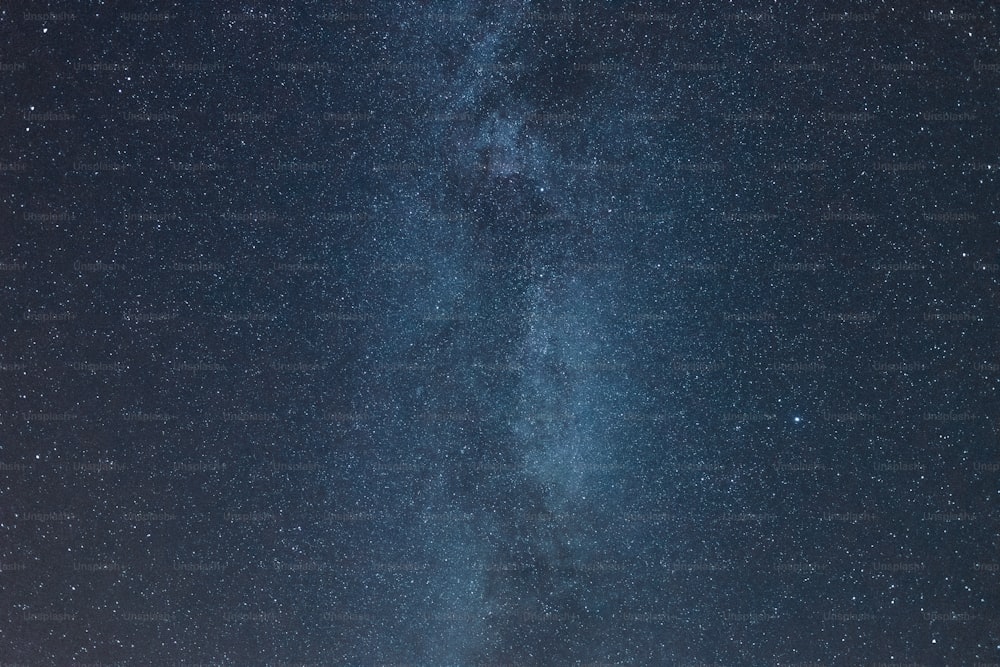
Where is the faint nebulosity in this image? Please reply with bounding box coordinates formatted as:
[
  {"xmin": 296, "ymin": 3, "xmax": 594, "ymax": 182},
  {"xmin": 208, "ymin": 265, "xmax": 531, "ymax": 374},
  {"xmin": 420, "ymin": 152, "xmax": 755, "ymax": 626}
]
[{"xmin": 2, "ymin": 1, "xmax": 999, "ymax": 665}]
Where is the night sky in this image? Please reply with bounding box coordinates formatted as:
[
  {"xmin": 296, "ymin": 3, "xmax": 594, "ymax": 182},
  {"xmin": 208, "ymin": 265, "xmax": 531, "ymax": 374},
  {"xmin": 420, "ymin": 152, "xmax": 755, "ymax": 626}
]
[{"xmin": 2, "ymin": 2, "xmax": 999, "ymax": 665}]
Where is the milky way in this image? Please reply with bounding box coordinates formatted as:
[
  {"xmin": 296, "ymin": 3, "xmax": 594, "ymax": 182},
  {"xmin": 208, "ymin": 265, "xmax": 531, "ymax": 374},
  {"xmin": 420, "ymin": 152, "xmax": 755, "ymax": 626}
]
[{"xmin": 347, "ymin": 3, "xmax": 648, "ymax": 660}]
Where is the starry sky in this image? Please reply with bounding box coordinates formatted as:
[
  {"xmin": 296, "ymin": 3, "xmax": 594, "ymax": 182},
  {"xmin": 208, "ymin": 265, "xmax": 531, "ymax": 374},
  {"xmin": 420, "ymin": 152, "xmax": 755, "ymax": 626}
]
[{"xmin": 1, "ymin": 1, "xmax": 999, "ymax": 665}]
